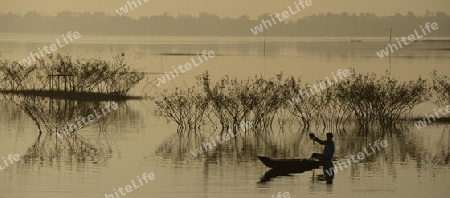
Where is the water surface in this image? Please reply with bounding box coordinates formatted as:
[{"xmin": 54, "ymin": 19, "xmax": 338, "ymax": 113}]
[{"xmin": 0, "ymin": 36, "xmax": 449, "ymax": 198}]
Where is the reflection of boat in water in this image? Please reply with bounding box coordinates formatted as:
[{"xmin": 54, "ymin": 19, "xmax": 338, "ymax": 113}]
[
  {"xmin": 257, "ymin": 156, "xmax": 333, "ymax": 183},
  {"xmin": 258, "ymin": 168, "xmax": 310, "ymax": 183},
  {"xmin": 257, "ymin": 156, "xmax": 322, "ymax": 170}
]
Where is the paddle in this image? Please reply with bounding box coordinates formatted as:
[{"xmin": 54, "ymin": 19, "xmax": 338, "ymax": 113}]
[{"xmin": 309, "ymin": 133, "xmax": 316, "ymax": 178}]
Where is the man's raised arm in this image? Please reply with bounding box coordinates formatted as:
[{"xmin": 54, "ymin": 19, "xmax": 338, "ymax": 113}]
[{"xmin": 313, "ymin": 137, "xmax": 329, "ymax": 145}]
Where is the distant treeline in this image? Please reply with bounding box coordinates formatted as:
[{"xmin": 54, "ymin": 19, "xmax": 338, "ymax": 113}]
[{"xmin": 0, "ymin": 11, "xmax": 449, "ymax": 37}]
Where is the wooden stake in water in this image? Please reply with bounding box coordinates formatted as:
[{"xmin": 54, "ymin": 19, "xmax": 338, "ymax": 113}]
[
  {"xmin": 264, "ymin": 30, "xmax": 267, "ymax": 57},
  {"xmin": 311, "ymin": 140, "xmax": 315, "ymax": 178},
  {"xmin": 389, "ymin": 28, "xmax": 392, "ymax": 72}
]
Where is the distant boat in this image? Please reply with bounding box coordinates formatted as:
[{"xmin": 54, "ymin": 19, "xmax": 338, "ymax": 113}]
[{"xmin": 351, "ymin": 39, "xmax": 362, "ymax": 43}]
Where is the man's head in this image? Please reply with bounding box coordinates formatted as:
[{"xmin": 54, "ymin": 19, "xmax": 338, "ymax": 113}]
[{"xmin": 326, "ymin": 132, "xmax": 333, "ymax": 140}]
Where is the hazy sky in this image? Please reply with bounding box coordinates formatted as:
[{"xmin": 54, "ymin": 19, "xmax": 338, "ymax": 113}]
[{"xmin": 0, "ymin": 0, "xmax": 449, "ymax": 19}]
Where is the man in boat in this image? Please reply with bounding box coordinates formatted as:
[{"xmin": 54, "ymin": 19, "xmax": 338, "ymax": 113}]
[{"xmin": 310, "ymin": 132, "xmax": 335, "ymax": 184}]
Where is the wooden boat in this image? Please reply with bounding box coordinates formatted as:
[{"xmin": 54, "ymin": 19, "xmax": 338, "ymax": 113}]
[{"xmin": 257, "ymin": 156, "xmax": 322, "ymax": 170}]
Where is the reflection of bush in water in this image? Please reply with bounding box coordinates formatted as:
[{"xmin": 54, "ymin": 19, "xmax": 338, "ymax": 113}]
[
  {"xmin": 3, "ymin": 95, "xmax": 116, "ymax": 166},
  {"xmin": 155, "ymin": 69, "xmax": 433, "ymax": 133},
  {"xmin": 156, "ymin": 128, "xmax": 450, "ymax": 170},
  {"xmin": 155, "ymin": 130, "xmax": 308, "ymax": 163},
  {"xmin": 426, "ymin": 126, "xmax": 450, "ymax": 165},
  {"xmin": 4, "ymin": 95, "xmax": 116, "ymax": 136},
  {"xmin": 20, "ymin": 132, "xmax": 113, "ymax": 167}
]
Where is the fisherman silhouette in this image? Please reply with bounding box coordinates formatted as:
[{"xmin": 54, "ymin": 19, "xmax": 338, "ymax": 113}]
[{"xmin": 309, "ymin": 132, "xmax": 334, "ymax": 184}]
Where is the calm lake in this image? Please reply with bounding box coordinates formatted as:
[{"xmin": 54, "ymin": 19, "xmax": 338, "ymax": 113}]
[{"xmin": 0, "ymin": 36, "xmax": 449, "ymax": 198}]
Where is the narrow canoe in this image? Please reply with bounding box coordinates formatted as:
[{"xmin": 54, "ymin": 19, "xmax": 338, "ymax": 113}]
[{"xmin": 257, "ymin": 156, "xmax": 322, "ymax": 170}]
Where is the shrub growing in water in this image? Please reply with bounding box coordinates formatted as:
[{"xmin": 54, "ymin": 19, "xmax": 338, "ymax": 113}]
[
  {"xmin": 431, "ymin": 70, "xmax": 450, "ymax": 106},
  {"xmin": 0, "ymin": 53, "xmax": 145, "ymax": 96},
  {"xmin": 335, "ymin": 70, "xmax": 431, "ymax": 128}
]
